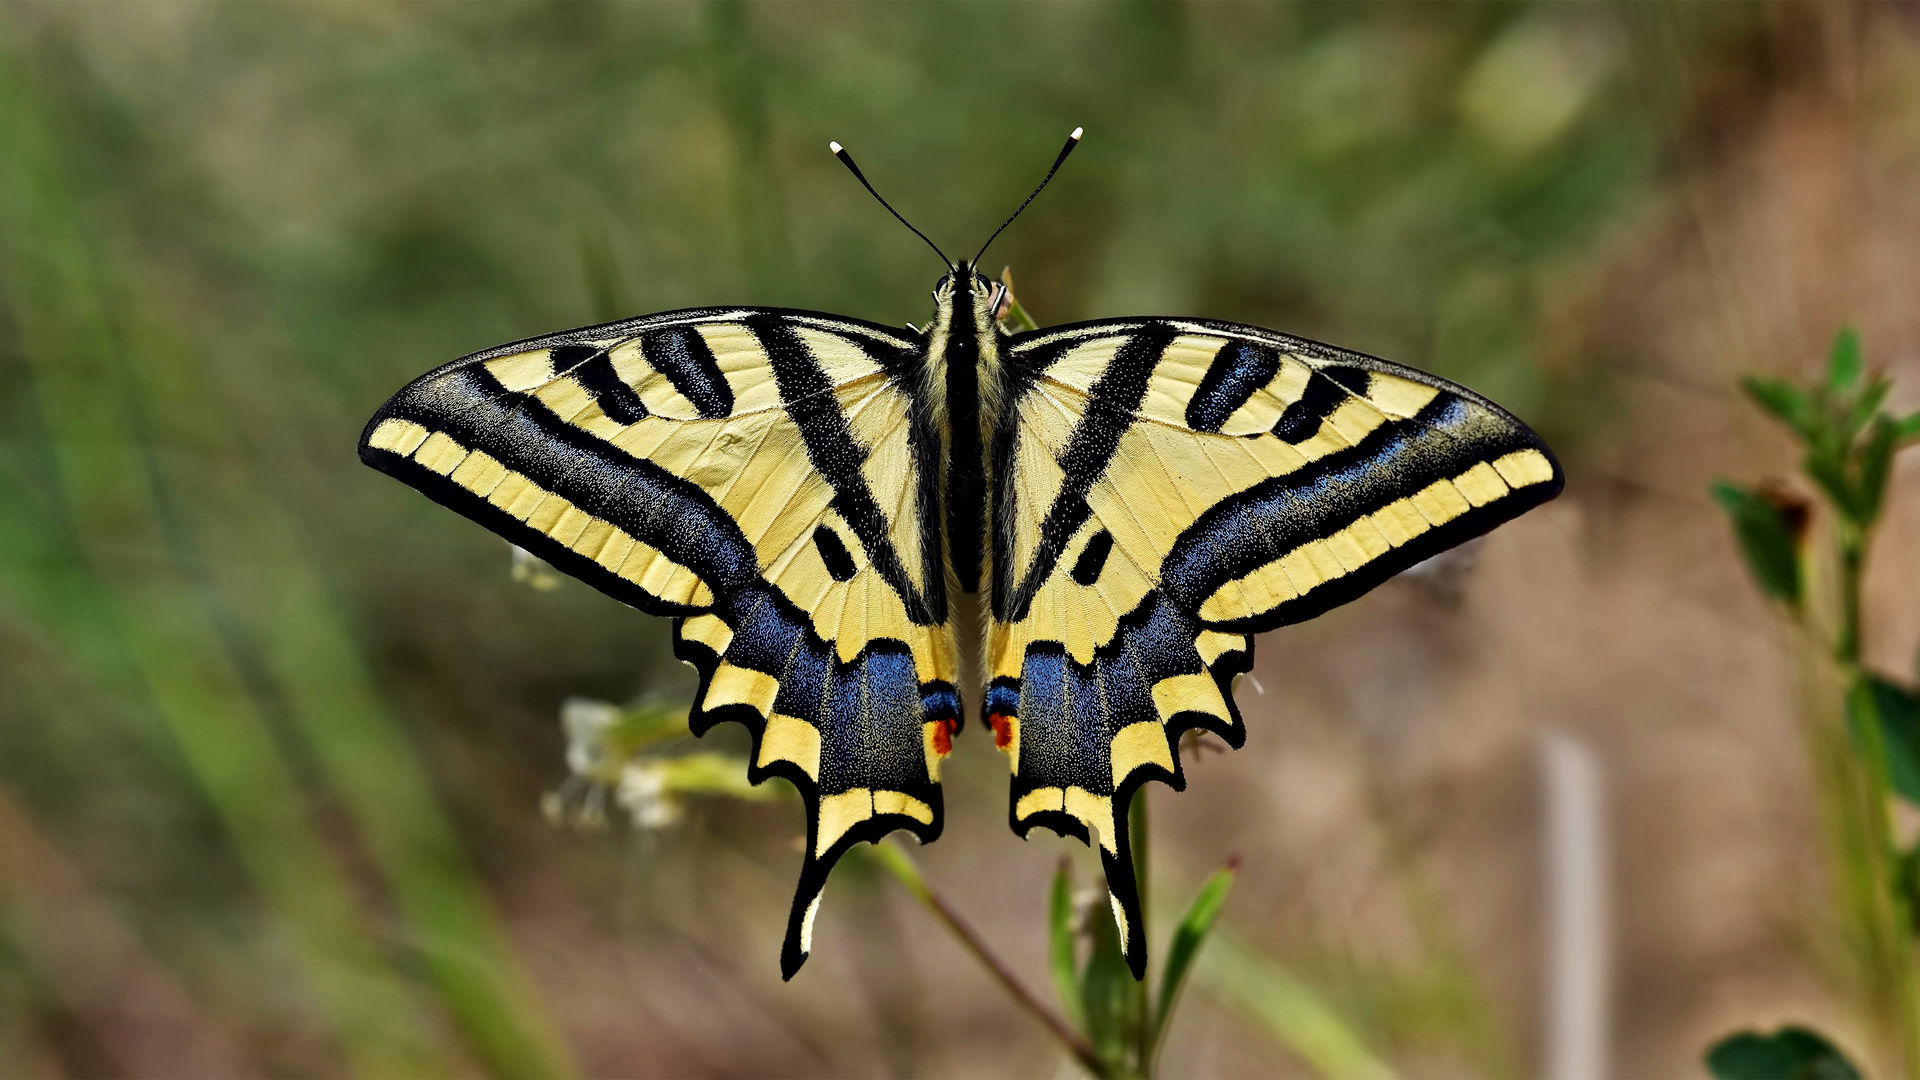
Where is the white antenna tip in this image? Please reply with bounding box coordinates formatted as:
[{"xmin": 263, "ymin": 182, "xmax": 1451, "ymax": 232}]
[
  {"xmin": 1070, "ymin": 126, "xmax": 1083, "ymax": 140},
  {"xmin": 829, "ymin": 140, "xmax": 843, "ymax": 154}
]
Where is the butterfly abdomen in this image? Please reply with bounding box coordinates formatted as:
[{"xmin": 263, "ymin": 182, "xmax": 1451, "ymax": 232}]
[{"xmin": 942, "ymin": 316, "xmax": 987, "ymax": 595}]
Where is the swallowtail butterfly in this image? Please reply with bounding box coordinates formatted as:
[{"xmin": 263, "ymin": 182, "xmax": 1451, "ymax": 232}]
[{"xmin": 360, "ymin": 129, "xmax": 1563, "ymax": 979}]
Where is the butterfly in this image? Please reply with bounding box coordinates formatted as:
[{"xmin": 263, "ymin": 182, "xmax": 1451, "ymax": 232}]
[{"xmin": 359, "ymin": 128, "xmax": 1563, "ymax": 980}]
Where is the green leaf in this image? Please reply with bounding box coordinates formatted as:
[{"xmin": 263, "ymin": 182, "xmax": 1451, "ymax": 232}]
[
  {"xmin": 1741, "ymin": 376, "xmax": 1816, "ymax": 441},
  {"xmin": 653, "ymin": 751, "xmax": 783, "ymax": 800},
  {"xmin": 1827, "ymin": 326, "xmax": 1863, "ymax": 393},
  {"xmin": 1081, "ymin": 890, "xmax": 1138, "ymax": 1071},
  {"xmin": 1858, "ymin": 416, "xmax": 1897, "ymax": 525},
  {"xmin": 1049, "ymin": 859, "xmax": 1085, "ymax": 1031},
  {"xmin": 1803, "ymin": 450, "xmax": 1862, "ymax": 524},
  {"xmin": 1898, "ymin": 841, "xmax": 1920, "ymax": 934},
  {"xmin": 1705, "ymin": 1025, "xmax": 1862, "ymax": 1080},
  {"xmin": 1709, "ymin": 482, "xmax": 1802, "ymax": 606},
  {"xmin": 1841, "ymin": 377, "xmax": 1891, "ymax": 442},
  {"xmin": 1894, "ymin": 411, "xmax": 1920, "ymax": 443},
  {"xmin": 610, "ymin": 701, "xmax": 694, "ymax": 750},
  {"xmin": 1847, "ymin": 673, "xmax": 1920, "ymax": 806},
  {"xmin": 1149, "ymin": 858, "xmax": 1237, "ymax": 1054}
]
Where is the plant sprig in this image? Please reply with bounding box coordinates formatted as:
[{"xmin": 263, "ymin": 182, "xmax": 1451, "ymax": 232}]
[{"xmin": 1708, "ymin": 326, "xmax": 1919, "ymax": 1079}]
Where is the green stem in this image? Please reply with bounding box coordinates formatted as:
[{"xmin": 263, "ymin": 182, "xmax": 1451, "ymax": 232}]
[
  {"xmin": 1833, "ymin": 526, "xmax": 1920, "ymax": 1075},
  {"xmin": 1837, "ymin": 532, "xmax": 1864, "ymax": 668},
  {"xmin": 1859, "ymin": 701, "xmax": 1919, "ymax": 1076},
  {"xmin": 872, "ymin": 842, "xmax": 1109, "ymax": 1078},
  {"xmin": 997, "ymin": 268, "xmax": 1041, "ymax": 333}
]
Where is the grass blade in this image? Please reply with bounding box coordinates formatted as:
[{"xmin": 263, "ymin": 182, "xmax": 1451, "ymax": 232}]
[
  {"xmin": 1049, "ymin": 858, "xmax": 1085, "ymax": 1031},
  {"xmin": 1148, "ymin": 856, "xmax": 1238, "ymax": 1059},
  {"xmin": 1202, "ymin": 934, "xmax": 1395, "ymax": 1080},
  {"xmin": 1858, "ymin": 417, "xmax": 1897, "ymax": 525},
  {"xmin": 1827, "ymin": 325, "xmax": 1863, "ymax": 393},
  {"xmin": 0, "ymin": 37, "xmax": 573, "ymax": 1077},
  {"xmin": 0, "ymin": 42, "xmax": 446, "ymax": 1075}
]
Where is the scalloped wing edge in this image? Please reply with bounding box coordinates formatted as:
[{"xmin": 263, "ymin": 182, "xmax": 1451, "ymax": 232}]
[
  {"xmin": 671, "ymin": 615, "xmax": 949, "ymax": 980},
  {"xmin": 1002, "ymin": 625, "xmax": 1253, "ymax": 979}
]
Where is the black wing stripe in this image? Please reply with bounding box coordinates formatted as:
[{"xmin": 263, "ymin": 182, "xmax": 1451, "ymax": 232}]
[
  {"xmin": 813, "ymin": 526, "xmax": 858, "ymax": 582},
  {"xmin": 1271, "ymin": 368, "xmax": 1350, "ymax": 444},
  {"xmin": 1070, "ymin": 529, "xmax": 1114, "ymax": 586},
  {"xmin": 1186, "ymin": 339, "xmax": 1280, "ymax": 433},
  {"xmin": 1004, "ymin": 325, "xmax": 1178, "ymax": 621},
  {"xmin": 561, "ymin": 345, "xmax": 652, "ymax": 425},
  {"xmin": 753, "ymin": 316, "xmax": 945, "ymax": 625},
  {"xmin": 638, "ymin": 324, "xmax": 735, "ymax": 419}
]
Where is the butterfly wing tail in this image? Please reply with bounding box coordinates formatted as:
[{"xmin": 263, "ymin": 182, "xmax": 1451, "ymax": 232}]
[
  {"xmin": 998, "ymin": 603, "xmax": 1252, "ymax": 979},
  {"xmin": 673, "ymin": 611, "xmax": 957, "ymax": 979}
]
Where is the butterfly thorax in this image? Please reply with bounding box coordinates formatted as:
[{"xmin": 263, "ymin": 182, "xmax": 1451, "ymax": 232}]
[{"xmin": 924, "ymin": 261, "xmax": 1007, "ymax": 596}]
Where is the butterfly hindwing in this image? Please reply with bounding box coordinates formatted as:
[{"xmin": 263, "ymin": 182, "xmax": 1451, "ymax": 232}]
[
  {"xmin": 359, "ymin": 308, "xmax": 960, "ymax": 977},
  {"xmin": 989, "ymin": 317, "xmax": 1563, "ymax": 974}
]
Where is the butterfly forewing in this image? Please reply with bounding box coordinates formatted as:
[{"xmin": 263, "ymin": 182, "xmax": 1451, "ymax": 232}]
[
  {"xmin": 359, "ymin": 307, "xmax": 959, "ymax": 978},
  {"xmin": 988, "ymin": 317, "xmax": 1563, "ymax": 975}
]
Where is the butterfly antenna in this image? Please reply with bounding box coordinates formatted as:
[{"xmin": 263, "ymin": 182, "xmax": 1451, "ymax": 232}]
[
  {"xmin": 973, "ymin": 126, "xmax": 1082, "ymax": 266},
  {"xmin": 830, "ymin": 140, "xmax": 951, "ymax": 268}
]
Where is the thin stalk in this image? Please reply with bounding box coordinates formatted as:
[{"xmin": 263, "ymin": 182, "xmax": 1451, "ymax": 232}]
[
  {"xmin": 999, "ymin": 268, "xmax": 1041, "ymax": 333},
  {"xmin": 1849, "ymin": 682, "xmax": 1918, "ymax": 1075},
  {"xmin": 1837, "ymin": 530, "xmax": 1864, "ymax": 667},
  {"xmin": 872, "ymin": 841, "xmax": 1109, "ymax": 1078},
  {"xmin": 1130, "ymin": 790, "xmax": 1153, "ymax": 1076},
  {"xmin": 1832, "ymin": 526, "xmax": 1920, "ymax": 1075}
]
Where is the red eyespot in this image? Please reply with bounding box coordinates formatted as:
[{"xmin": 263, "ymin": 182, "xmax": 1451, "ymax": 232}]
[
  {"xmin": 931, "ymin": 717, "xmax": 957, "ymax": 756},
  {"xmin": 988, "ymin": 712, "xmax": 1014, "ymax": 750}
]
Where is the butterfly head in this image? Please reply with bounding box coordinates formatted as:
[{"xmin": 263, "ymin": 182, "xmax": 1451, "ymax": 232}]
[{"xmin": 933, "ymin": 261, "xmax": 1007, "ymax": 326}]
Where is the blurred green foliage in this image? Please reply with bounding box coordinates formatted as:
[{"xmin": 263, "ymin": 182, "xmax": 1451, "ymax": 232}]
[
  {"xmin": 1710, "ymin": 328, "xmax": 1920, "ymax": 1077},
  {"xmin": 0, "ymin": 1, "xmax": 1785, "ymax": 1075},
  {"xmin": 1708, "ymin": 1026, "xmax": 1864, "ymax": 1080}
]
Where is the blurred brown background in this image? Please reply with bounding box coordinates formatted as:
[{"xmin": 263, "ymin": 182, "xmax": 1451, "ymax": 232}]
[{"xmin": 3, "ymin": 2, "xmax": 1919, "ymax": 1077}]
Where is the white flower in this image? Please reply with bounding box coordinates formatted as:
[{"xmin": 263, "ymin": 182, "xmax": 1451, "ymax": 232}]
[
  {"xmin": 541, "ymin": 697, "xmax": 750, "ymax": 832},
  {"xmin": 616, "ymin": 760, "xmax": 685, "ymax": 830},
  {"xmin": 541, "ymin": 775, "xmax": 611, "ymax": 831},
  {"xmin": 541, "ymin": 697, "xmax": 629, "ymax": 830},
  {"xmin": 560, "ymin": 696, "xmax": 622, "ymax": 780}
]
